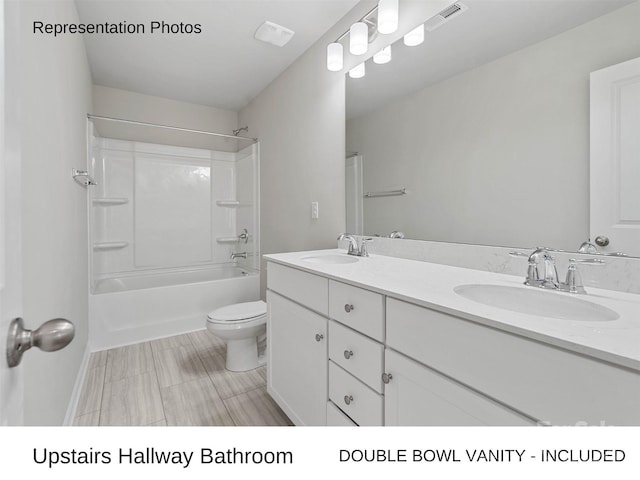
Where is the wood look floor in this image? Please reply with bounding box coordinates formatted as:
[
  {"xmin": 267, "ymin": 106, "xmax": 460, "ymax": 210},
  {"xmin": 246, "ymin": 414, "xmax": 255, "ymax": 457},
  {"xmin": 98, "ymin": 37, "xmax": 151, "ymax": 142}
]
[{"xmin": 73, "ymin": 329, "xmax": 292, "ymax": 426}]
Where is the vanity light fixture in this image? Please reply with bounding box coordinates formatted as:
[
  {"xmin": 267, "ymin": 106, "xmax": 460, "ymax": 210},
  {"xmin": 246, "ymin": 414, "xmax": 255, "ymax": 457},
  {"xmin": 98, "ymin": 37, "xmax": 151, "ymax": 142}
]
[
  {"xmin": 327, "ymin": 42, "xmax": 344, "ymax": 71},
  {"xmin": 349, "ymin": 22, "xmax": 369, "ymax": 55},
  {"xmin": 349, "ymin": 62, "xmax": 366, "ymax": 79},
  {"xmin": 404, "ymin": 23, "xmax": 424, "ymax": 46},
  {"xmin": 325, "ymin": 0, "xmax": 399, "ymax": 71},
  {"xmin": 373, "ymin": 45, "xmax": 392, "ymax": 64},
  {"xmin": 377, "ymin": 0, "xmax": 399, "ymax": 34}
]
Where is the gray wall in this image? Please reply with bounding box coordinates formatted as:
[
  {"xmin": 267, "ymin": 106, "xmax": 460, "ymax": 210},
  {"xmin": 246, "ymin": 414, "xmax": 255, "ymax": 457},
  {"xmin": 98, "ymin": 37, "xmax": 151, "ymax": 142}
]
[
  {"xmin": 14, "ymin": 0, "xmax": 93, "ymax": 425},
  {"xmin": 238, "ymin": 16, "xmax": 353, "ymax": 296},
  {"xmin": 92, "ymin": 85, "xmax": 239, "ymax": 151},
  {"xmin": 239, "ymin": 1, "xmax": 459, "ymax": 296},
  {"xmin": 346, "ymin": 2, "xmax": 640, "ymax": 251}
]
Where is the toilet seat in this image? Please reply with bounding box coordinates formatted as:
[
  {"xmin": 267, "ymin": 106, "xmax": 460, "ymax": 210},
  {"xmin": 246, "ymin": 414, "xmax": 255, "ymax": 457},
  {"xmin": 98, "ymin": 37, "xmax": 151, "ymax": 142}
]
[{"xmin": 207, "ymin": 300, "xmax": 266, "ymax": 324}]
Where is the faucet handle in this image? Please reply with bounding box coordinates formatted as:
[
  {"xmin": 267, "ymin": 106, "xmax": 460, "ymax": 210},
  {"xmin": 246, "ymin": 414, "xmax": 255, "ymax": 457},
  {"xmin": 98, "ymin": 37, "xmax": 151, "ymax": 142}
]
[
  {"xmin": 563, "ymin": 258, "xmax": 605, "ymax": 294},
  {"xmin": 337, "ymin": 233, "xmax": 358, "ymax": 255},
  {"xmin": 359, "ymin": 238, "xmax": 373, "ymax": 257}
]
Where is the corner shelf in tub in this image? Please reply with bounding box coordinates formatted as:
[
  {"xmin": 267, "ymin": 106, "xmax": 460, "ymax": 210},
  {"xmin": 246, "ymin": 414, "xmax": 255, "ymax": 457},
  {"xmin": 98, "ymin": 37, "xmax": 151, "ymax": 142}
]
[
  {"xmin": 93, "ymin": 197, "xmax": 129, "ymax": 206},
  {"xmin": 216, "ymin": 200, "xmax": 239, "ymax": 207},
  {"xmin": 93, "ymin": 241, "xmax": 129, "ymax": 251}
]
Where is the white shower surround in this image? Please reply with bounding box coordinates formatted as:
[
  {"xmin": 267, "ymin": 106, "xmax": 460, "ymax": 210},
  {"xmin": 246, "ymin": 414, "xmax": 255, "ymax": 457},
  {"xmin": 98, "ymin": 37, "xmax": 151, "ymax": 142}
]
[{"xmin": 87, "ymin": 133, "xmax": 260, "ymax": 349}]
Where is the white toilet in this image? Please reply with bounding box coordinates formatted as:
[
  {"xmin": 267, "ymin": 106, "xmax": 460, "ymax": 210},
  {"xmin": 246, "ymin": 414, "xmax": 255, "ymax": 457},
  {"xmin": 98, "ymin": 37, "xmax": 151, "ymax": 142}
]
[{"xmin": 206, "ymin": 300, "xmax": 267, "ymax": 372}]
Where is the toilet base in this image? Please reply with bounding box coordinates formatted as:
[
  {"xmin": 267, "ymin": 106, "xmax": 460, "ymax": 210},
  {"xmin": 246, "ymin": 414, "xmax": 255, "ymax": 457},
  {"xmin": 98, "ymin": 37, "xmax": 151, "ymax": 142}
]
[{"xmin": 225, "ymin": 337, "xmax": 262, "ymax": 372}]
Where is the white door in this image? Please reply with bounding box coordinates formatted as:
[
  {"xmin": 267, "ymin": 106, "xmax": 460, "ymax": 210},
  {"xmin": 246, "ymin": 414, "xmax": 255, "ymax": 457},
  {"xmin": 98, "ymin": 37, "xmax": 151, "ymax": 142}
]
[
  {"xmin": 0, "ymin": 1, "xmax": 24, "ymax": 425},
  {"xmin": 590, "ymin": 56, "xmax": 640, "ymax": 256}
]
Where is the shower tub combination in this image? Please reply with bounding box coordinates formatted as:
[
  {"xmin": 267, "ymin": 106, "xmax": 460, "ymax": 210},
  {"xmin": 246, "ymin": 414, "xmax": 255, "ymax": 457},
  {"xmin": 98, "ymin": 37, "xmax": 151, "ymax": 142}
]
[{"xmin": 87, "ymin": 117, "xmax": 260, "ymax": 350}]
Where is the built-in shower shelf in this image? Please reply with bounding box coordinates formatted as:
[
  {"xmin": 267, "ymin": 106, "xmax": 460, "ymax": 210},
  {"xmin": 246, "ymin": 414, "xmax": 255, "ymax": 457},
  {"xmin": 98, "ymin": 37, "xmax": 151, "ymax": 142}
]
[
  {"xmin": 93, "ymin": 197, "xmax": 129, "ymax": 206},
  {"xmin": 216, "ymin": 237, "xmax": 240, "ymax": 244},
  {"xmin": 216, "ymin": 200, "xmax": 240, "ymax": 207},
  {"xmin": 93, "ymin": 241, "xmax": 129, "ymax": 251}
]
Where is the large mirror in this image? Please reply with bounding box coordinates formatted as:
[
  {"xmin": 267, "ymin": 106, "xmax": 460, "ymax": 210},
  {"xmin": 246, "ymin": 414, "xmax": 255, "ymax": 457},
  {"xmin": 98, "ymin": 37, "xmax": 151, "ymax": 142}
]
[{"xmin": 345, "ymin": 0, "xmax": 640, "ymax": 255}]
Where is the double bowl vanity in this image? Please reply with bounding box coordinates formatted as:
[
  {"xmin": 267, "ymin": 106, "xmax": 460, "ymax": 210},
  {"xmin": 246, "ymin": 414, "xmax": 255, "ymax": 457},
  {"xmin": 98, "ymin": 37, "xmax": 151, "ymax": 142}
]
[{"xmin": 264, "ymin": 249, "xmax": 640, "ymax": 426}]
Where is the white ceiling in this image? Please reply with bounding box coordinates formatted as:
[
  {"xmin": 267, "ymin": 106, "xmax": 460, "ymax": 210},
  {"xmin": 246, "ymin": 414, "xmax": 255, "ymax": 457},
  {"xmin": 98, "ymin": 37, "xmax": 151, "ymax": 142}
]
[
  {"xmin": 75, "ymin": 0, "xmax": 359, "ymax": 111},
  {"xmin": 346, "ymin": 0, "xmax": 635, "ymax": 120}
]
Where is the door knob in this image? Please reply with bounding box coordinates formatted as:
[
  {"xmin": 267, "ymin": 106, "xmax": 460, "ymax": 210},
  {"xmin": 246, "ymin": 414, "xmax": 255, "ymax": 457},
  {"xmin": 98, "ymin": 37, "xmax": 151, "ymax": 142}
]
[
  {"xmin": 6, "ymin": 317, "xmax": 75, "ymax": 368},
  {"xmin": 595, "ymin": 236, "xmax": 609, "ymax": 247}
]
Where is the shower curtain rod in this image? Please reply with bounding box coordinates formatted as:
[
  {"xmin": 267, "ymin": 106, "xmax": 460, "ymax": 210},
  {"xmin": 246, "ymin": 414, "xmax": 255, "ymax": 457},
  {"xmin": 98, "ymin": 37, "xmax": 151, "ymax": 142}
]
[{"xmin": 87, "ymin": 114, "xmax": 258, "ymax": 142}]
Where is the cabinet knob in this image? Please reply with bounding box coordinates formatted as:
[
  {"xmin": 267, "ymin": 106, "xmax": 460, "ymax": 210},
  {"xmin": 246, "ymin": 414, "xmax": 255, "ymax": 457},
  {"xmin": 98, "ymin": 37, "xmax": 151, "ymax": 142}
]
[
  {"xmin": 344, "ymin": 304, "xmax": 355, "ymax": 313},
  {"xmin": 344, "ymin": 350, "xmax": 354, "ymax": 359},
  {"xmin": 382, "ymin": 373, "xmax": 393, "ymax": 384},
  {"xmin": 344, "ymin": 395, "xmax": 354, "ymax": 405},
  {"xmin": 315, "ymin": 333, "xmax": 324, "ymax": 342}
]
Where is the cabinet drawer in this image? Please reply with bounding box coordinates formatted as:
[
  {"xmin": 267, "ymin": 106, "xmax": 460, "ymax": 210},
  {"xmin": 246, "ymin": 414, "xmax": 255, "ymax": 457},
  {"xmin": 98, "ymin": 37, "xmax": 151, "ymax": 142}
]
[
  {"xmin": 329, "ymin": 321, "xmax": 383, "ymax": 393},
  {"xmin": 267, "ymin": 262, "xmax": 328, "ymax": 315},
  {"xmin": 386, "ymin": 297, "xmax": 640, "ymax": 426},
  {"xmin": 327, "ymin": 401, "xmax": 357, "ymax": 426},
  {"xmin": 329, "ymin": 280, "xmax": 384, "ymax": 341},
  {"xmin": 329, "ymin": 361, "xmax": 383, "ymax": 426}
]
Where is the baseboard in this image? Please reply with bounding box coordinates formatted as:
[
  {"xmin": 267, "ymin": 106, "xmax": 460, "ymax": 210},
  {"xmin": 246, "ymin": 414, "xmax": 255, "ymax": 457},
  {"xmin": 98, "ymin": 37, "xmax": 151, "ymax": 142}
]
[{"xmin": 63, "ymin": 344, "xmax": 92, "ymax": 426}]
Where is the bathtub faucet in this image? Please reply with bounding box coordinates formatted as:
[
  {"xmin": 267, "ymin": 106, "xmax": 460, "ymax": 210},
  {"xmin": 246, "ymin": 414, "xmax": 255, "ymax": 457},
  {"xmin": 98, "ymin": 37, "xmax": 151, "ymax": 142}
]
[{"xmin": 231, "ymin": 252, "xmax": 247, "ymax": 260}]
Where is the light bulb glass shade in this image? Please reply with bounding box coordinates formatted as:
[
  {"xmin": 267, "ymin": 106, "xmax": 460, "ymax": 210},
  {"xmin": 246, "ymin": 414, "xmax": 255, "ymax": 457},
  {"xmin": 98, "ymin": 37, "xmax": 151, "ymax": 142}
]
[
  {"xmin": 349, "ymin": 22, "xmax": 368, "ymax": 55},
  {"xmin": 404, "ymin": 24, "xmax": 425, "ymax": 47},
  {"xmin": 373, "ymin": 45, "xmax": 392, "ymax": 64},
  {"xmin": 378, "ymin": 0, "xmax": 399, "ymax": 34},
  {"xmin": 349, "ymin": 62, "xmax": 366, "ymax": 79},
  {"xmin": 327, "ymin": 42, "xmax": 343, "ymax": 71}
]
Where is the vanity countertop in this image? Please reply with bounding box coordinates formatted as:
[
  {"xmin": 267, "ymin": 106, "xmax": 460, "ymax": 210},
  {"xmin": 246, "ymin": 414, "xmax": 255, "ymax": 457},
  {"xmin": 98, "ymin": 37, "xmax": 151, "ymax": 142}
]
[{"xmin": 264, "ymin": 249, "xmax": 640, "ymax": 371}]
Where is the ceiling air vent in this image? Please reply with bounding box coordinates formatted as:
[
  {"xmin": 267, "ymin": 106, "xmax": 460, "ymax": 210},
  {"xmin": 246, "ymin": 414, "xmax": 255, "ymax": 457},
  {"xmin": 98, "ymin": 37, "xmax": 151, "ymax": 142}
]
[
  {"xmin": 425, "ymin": 2, "xmax": 468, "ymax": 32},
  {"xmin": 254, "ymin": 21, "xmax": 295, "ymax": 47}
]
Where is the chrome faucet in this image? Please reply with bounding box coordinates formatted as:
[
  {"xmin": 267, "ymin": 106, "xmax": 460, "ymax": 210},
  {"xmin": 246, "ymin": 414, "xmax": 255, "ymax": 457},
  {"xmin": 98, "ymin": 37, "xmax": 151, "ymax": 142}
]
[
  {"xmin": 509, "ymin": 247, "xmax": 555, "ymax": 288},
  {"xmin": 231, "ymin": 252, "xmax": 247, "ymax": 260},
  {"xmin": 337, "ymin": 234, "xmax": 373, "ymax": 257},
  {"xmin": 510, "ymin": 248, "xmax": 604, "ymax": 294}
]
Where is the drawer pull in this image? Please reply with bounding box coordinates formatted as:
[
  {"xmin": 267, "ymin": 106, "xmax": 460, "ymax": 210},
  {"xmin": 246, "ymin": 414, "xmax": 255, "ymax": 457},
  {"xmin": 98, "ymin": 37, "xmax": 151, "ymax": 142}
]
[
  {"xmin": 344, "ymin": 395, "xmax": 354, "ymax": 406},
  {"xmin": 344, "ymin": 349, "xmax": 354, "ymax": 359},
  {"xmin": 382, "ymin": 373, "xmax": 393, "ymax": 384},
  {"xmin": 315, "ymin": 333, "xmax": 324, "ymax": 342},
  {"xmin": 344, "ymin": 304, "xmax": 355, "ymax": 313}
]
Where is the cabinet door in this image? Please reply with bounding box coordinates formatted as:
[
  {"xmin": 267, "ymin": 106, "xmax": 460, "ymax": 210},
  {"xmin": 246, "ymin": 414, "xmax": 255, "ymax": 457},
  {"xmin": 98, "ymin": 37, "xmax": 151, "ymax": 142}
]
[
  {"xmin": 267, "ymin": 291, "xmax": 328, "ymax": 426},
  {"xmin": 384, "ymin": 349, "xmax": 533, "ymax": 426}
]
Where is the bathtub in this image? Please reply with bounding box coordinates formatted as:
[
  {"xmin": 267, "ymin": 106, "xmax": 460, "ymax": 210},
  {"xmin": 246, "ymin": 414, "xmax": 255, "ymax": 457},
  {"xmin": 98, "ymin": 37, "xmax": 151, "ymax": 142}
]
[{"xmin": 89, "ymin": 265, "xmax": 260, "ymax": 350}]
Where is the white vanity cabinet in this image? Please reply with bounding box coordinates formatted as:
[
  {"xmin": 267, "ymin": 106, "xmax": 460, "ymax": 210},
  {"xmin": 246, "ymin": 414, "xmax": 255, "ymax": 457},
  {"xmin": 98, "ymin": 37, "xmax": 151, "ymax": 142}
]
[
  {"xmin": 265, "ymin": 256, "xmax": 640, "ymax": 426},
  {"xmin": 266, "ymin": 263, "xmax": 329, "ymax": 426},
  {"xmin": 386, "ymin": 297, "xmax": 640, "ymax": 426}
]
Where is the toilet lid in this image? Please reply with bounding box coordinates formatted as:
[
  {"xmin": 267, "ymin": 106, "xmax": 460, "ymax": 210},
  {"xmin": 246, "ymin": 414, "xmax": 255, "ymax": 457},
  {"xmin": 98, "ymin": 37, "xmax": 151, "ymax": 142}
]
[{"xmin": 208, "ymin": 300, "xmax": 266, "ymax": 322}]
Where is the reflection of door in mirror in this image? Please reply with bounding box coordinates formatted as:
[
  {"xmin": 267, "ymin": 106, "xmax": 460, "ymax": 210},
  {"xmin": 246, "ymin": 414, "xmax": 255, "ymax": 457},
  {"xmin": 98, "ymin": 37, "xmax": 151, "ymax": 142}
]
[
  {"xmin": 346, "ymin": 153, "xmax": 363, "ymax": 235},
  {"xmin": 590, "ymin": 56, "xmax": 640, "ymax": 257}
]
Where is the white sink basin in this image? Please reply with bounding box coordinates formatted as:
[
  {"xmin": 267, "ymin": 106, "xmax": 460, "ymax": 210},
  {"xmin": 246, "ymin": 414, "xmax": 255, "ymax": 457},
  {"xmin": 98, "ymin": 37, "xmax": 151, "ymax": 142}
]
[
  {"xmin": 301, "ymin": 254, "xmax": 359, "ymax": 265},
  {"xmin": 454, "ymin": 284, "xmax": 619, "ymax": 322}
]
